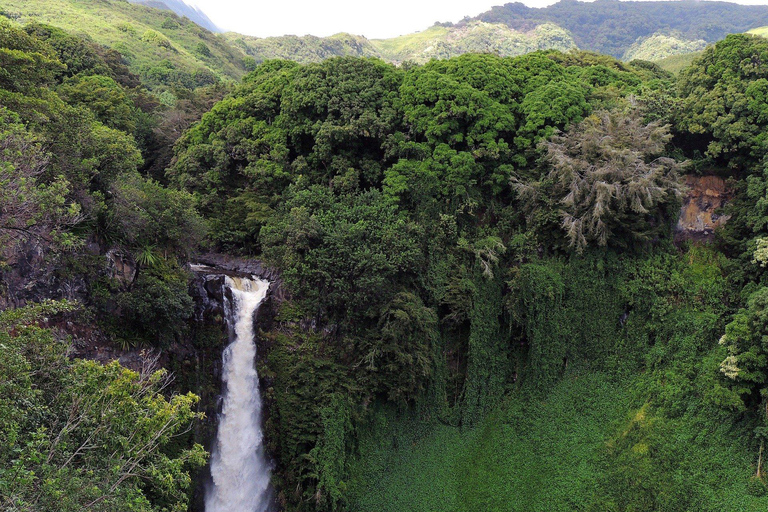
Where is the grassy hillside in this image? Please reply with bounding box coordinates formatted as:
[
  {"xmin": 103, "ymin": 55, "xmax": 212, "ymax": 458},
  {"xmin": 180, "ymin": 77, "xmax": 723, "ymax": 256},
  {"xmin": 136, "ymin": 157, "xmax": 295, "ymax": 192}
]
[
  {"xmin": 372, "ymin": 25, "xmax": 450, "ymax": 60},
  {"xmin": 650, "ymin": 25, "xmax": 768, "ymax": 75},
  {"xmin": 654, "ymin": 50, "xmax": 703, "ymax": 74},
  {"xmin": 0, "ymin": 0, "xmax": 247, "ymax": 87},
  {"xmin": 227, "ymin": 21, "xmax": 576, "ymax": 66},
  {"xmin": 748, "ymin": 26, "xmax": 768, "ymax": 38}
]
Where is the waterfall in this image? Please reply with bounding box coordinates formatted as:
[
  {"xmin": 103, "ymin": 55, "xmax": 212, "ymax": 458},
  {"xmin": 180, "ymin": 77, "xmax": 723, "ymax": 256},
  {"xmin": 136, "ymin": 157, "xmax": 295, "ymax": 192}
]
[{"xmin": 206, "ymin": 276, "xmax": 273, "ymax": 512}]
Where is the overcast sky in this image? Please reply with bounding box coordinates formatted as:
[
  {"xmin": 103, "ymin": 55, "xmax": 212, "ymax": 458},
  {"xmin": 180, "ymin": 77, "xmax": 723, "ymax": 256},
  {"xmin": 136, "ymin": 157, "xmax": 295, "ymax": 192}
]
[{"xmin": 186, "ymin": 0, "xmax": 768, "ymax": 39}]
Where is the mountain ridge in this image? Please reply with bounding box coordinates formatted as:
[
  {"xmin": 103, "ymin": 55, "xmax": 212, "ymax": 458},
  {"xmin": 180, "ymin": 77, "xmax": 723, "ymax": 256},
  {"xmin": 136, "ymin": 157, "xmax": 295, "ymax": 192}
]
[
  {"xmin": 473, "ymin": 0, "xmax": 768, "ymax": 57},
  {"xmin": 5, "ymin": 0, "xmax": 768, "ymax": 90},
  {"xmin": 0, "ymin": 0, "xmax": 247, "ymax": 88}
]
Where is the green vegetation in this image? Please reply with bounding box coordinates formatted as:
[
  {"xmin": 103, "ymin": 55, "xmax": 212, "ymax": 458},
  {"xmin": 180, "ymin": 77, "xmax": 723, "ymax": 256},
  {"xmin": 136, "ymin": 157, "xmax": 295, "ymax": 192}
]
[
  {"xmin": 748, "ymin": 26, "xmax": 768, "ymax": 38},
  {"xmin": 0, "ymin": 301, "xmax": 206, "ymax": 511},
  {"xmin": 346, "ymin": 245, "xmax": 768, "ymax": 511},
  {"xmin": 5, "ymin": 0, "xmax": 761, "ymax": 85},
  {"xmin": 676, "ymin": 34, "xmax": 768, "ymax": 170},
  {"xmin": 10, "ymin": 4, "xmax": 768, "ymax": 512},
  {"xmin": 0, "ymin": 0, "xmax": 248, "ymax": 88},
  {"xmin": 624, "ymin": 32, "xmax": 707, "ymax": 62},
  {"xmin": 372, "ymin": 22, "xmax": 575, "ymax": 64},
  {"xmin": 654, "ymin": 50, "xmax": 703, "ymax": 74},
  {"xmin": 371, "ymin": 24, "xmax": 450, "ymax": 59},
  {"xmin": 476, "ymin": 0, "xmax": 768, "ymax": 58},
  {"xmin": 348, "ymin": 370, "xmax": 766, "ymax": 511},
  {"xmin": 225, "ymin": 21, "xmax": 576, "ymax": 66},
  {"xmin": 516, "ymin": 108, "xmax": 685, "ymax": 252},
  {"xmin": 0, "ymin": 15, "xmax": 216, "ymax": 511},
  {"xmin": 167, "ymin": 34, "xmax": 768, "ymax": 509},
  {"xmin": 224, "ymin": 32, "xmax": 380, "ymax": 65},
  {"xmin": 169, "ymin": 48, "xmax": 749, "ymax": 510}
]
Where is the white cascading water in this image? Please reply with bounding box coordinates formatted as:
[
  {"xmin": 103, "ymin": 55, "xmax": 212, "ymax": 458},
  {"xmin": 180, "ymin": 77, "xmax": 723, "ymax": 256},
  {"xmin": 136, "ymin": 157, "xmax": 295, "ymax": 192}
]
[{"xmin": 206, "ymin": 276, "xmax": 272, "ymax": 512}]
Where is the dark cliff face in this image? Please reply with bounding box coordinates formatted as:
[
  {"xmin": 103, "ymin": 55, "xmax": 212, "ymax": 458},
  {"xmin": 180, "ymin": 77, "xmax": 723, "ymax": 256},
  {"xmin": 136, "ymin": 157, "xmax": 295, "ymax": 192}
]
[
  {"xmin": 0, "ymin": 239, "xmax": 95, "ymax": 310},
  {"xmin": 192, "ymin": 253, "xmax": 285, "ymax": 296}
]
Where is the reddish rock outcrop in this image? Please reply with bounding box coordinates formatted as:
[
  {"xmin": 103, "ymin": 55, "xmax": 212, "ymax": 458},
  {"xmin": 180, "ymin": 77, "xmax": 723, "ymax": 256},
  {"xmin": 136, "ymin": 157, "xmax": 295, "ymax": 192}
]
[{"xmin": 675, "ymin": 175, "xmax": 731, "ymax": 242}]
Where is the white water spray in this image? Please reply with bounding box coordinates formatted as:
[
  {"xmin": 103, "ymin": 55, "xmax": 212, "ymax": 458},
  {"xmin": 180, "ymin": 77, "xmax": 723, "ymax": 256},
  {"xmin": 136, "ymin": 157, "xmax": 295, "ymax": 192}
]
[{"xmin": 206, "ymin": 276, "xmax": 272, "ymax": 512}]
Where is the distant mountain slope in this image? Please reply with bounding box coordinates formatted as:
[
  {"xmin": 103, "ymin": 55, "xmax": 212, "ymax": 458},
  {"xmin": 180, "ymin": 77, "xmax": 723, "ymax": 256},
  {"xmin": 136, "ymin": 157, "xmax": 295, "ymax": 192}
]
[
  {"xmin": 4, "ymin": 0, "xmax": 764, "ymax": 81},
  {"xmin": 0, "ymin": 0, "xmax": 246, "ymax": 88},
  {"xmin": 224, "ymin": 32, "xmax": 380, "ymax": 64},
  {"xmin": 127, "ymin": 0, "xmax": 220, "ymax": 33},
  {"xmin": 225, "ymin": 0, "xmax": 768, "ymax": 68},
  {"xmin": 372, "ymin": 21, "xmax": 575, "ymax": 63},
  {"xmin": 226, "ymin": 21, "xmax": 576, "ymax": 65},
  {"xmin": 474, "ymin": 0, "xmax": 768, "ymax": 58}
]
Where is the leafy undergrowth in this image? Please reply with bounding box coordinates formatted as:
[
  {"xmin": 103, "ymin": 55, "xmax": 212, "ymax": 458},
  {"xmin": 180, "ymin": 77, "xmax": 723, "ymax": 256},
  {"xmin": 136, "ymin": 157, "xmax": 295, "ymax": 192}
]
[{"xmin": 348, "ymin": 370, "xmax": 768, "ymax": 512}]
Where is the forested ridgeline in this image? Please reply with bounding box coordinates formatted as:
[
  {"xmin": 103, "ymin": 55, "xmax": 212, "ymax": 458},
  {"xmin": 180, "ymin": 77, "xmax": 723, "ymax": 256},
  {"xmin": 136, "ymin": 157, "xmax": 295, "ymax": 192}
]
[
  {"xmin": 475, "ymin": 0, "xmax": 768, "ymax": 58},
  {"xmin": 6, "ymin": 11, "xmax": 768, "ymax": 511}
]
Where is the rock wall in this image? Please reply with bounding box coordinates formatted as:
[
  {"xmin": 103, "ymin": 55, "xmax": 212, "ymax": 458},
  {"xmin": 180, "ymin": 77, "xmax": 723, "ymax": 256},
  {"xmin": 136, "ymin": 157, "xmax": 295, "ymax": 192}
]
[{"xmin": 675, "ymin": 175, "xmax": 731, "ymax": 242}]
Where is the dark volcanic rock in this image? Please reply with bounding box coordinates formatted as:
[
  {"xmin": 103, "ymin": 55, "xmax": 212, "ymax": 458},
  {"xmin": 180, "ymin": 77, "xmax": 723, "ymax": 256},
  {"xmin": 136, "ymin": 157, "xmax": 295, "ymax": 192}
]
[{"xmin": 190, "ymin": 252, "xmax": 286, "ymax": 303}]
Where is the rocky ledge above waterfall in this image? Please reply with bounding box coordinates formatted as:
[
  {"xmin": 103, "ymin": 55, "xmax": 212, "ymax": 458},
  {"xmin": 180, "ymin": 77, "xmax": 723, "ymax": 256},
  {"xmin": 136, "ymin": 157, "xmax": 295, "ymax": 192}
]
[
  {"xmin": 188, "ymin": 253, "xmax": 283, "ymax": 331},
  {"xmin": 192, "ymin": 253, "xmax": 282, "ymax": 282}
]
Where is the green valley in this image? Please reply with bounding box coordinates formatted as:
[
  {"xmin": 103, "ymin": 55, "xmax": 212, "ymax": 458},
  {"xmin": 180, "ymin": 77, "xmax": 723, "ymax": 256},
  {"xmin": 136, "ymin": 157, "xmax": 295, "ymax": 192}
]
[{"xmin": 5, "ymin": 1, "xmax": 768, "ymax": 512}]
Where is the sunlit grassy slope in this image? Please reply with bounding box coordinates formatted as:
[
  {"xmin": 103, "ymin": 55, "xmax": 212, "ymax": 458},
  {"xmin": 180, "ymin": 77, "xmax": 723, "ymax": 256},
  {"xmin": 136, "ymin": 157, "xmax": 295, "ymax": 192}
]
[
  {"xmin": 223, "ymin": 31, "xmax": 380, "ymax": 64},
  {"xmin": 0, "ymin": 0, "xmax": 247, "ymax": 86},
  {"xmin": 371, "ymin": 22, "xmax": 575, "ymax": 63},
  {"xmin": 651, "ymin": 26, "xmax": 768, "ymax": 74},
  {"xmin": 624, "ymin": 33, "xmax": 707, "ymax": 62},
  {"xmin": 371, "ymin": 25, "xmax": 450, "ymax": 60},
  {"xmin": 748, "ymin": 26, "xmax": 768, "ymax": 37}
]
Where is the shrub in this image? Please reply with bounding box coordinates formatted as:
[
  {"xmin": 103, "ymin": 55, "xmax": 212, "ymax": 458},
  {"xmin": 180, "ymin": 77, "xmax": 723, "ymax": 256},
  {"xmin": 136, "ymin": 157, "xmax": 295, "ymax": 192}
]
[
  {"xmin": 516, "ymin": 108, "xmax": 685, "ymax": 252},
  {"xmin": 141, "ymin": 29, "xmax": 174, "ymax": 51}
]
